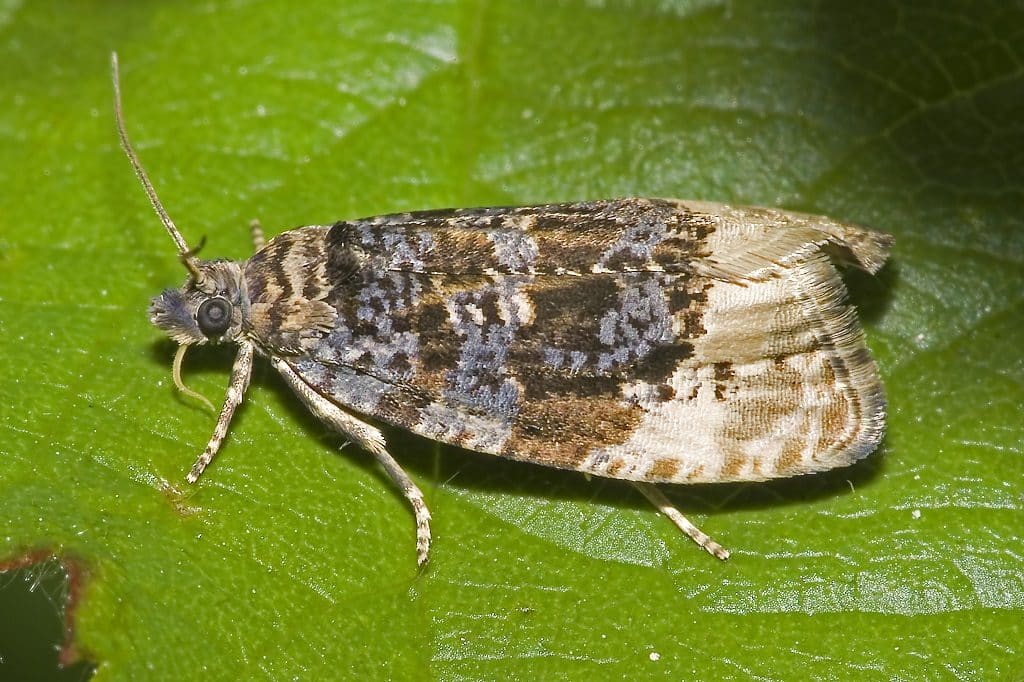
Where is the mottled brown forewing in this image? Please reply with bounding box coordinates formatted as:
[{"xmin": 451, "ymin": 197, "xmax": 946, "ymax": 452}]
[{"xmin": 243, "ymin": 198, "xmax": 890, "ymax": 486}]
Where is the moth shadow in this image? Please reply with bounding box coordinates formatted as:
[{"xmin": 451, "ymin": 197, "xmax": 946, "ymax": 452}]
[{"xmin": 845, "ymin": 257, "xmax": 899, "ymax": 325}]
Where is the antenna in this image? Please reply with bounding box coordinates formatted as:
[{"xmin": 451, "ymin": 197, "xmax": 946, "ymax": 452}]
[{"xmin": 111, "ymin": 52, "xmax": 203, "ymax": 279}]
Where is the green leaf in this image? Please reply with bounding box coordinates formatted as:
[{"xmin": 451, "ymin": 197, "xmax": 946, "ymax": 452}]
[{"xmin": 2, "ymin": 1, "xmax": 1022, "ymax": 680}]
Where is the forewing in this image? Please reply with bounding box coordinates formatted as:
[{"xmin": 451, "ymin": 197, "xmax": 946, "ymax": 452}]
[{"xmin": 271, "ymin": 198, "xmax": 890, "ymax": 484}]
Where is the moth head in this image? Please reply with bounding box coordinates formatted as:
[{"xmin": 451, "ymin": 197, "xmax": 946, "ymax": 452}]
[{"xmin": 149, "ymin": 260, "xmax": 247, "ymax": 345}]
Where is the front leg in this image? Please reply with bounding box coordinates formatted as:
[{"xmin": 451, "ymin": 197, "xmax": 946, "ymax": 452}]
[
  {"xmin": 271, "ymin": 357, "xmax": 432, "ymax": 566},
  {"xmin": 187, "ymin": 342, "xmax": 255, "ymax": 483}
]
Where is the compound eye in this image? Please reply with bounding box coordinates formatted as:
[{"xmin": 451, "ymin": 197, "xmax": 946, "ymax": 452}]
[{"xmin": 196, "ymin": 297, "xmax": 232, "ymax": 337}]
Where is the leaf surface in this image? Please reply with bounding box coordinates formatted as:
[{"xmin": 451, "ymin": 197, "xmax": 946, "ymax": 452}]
[{"xmin": 1, "ymin": 1, "xmax": 1022, "ymax": 680}]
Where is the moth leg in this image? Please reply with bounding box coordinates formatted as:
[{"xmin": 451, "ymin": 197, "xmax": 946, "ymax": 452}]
[
  {"xmin": 270, "ymin": 357, "xmax": 432, "ymax": 566},
  {"xmin": 632, "ymin": 482, "xmax": 730, "ymax": 561},
  {"xmin": 249, "ymin": 219, "xmax": 265, "ymax": 252},
  {"xmin": 187, "ymin": 342, "xmax": 255, "ymax": 484}
]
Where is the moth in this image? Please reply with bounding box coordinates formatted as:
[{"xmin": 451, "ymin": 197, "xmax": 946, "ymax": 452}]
[{"xmin": 112, "ymin": 54, "xmax": 892, "ymax": 565}]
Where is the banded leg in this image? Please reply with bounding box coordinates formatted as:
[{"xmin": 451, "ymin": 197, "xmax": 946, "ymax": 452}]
[
  {"xmin": 250, "ymin": 219, "xmax": 265, "ymax": 252},
  {"xmin": 632, "ymin": 482, "xmax": 730, "ymax": 560},
  {"xmin": 187, "ymin": 341, "xmax": 255, "ymax": 483},
  {"xmin": 271, "ymin": 357, "xmax": 432, "ymax": 566}
]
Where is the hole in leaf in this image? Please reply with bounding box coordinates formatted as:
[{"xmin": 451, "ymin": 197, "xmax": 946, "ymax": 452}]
[{"xmin": 0, "ymin": 554, "xmax": 95, "ymax": 681}]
